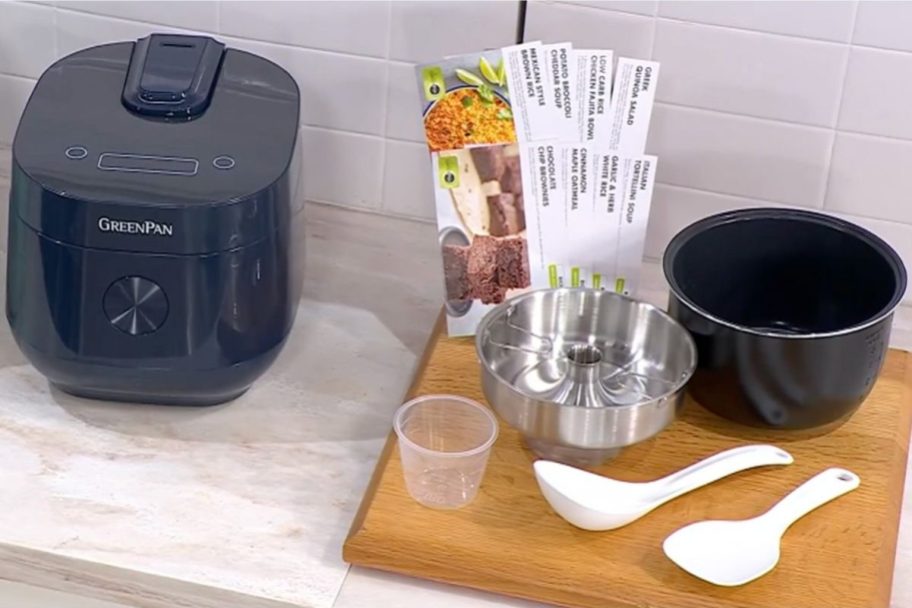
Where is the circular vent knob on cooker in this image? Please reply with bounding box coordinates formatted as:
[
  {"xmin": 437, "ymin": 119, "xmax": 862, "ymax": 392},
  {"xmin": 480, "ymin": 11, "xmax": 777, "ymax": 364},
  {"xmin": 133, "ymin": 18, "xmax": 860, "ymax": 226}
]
[{"xmin": 103, "ymin": 276, "xmax": 169, "ymax": 335}]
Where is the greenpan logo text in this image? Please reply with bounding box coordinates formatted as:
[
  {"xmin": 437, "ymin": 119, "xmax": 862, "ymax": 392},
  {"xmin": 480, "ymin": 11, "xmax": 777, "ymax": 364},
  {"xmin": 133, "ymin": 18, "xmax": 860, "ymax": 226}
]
[{"xmin": 98, "ymin": 217, "xmax": 173, "ymax": 237}]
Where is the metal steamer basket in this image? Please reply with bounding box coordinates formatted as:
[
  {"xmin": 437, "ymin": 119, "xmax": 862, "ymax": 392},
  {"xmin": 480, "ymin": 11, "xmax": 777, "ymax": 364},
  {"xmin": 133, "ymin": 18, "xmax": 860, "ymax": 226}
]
[{"xmin": 476, "ymin": 289, "xmax": 697, "ymax": 465}]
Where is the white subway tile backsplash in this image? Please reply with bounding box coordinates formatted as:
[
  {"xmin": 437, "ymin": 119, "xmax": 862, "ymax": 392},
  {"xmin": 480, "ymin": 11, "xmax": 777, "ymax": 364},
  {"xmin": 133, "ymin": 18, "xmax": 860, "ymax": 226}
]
[
  {"xmin": 559, "ymin": 1, "xmax": 657, "ymax": 16},
  {"xmin": 220, "ymin": 1, "xmax": 390, "ymax": 58},
  {"xmin": 826, "ymin": 133, "xmax": 912, "ymax": 225},
  {"xmin": 647, "ymin": 104, "xmax": 832, "ymax": 206},
  {"xmin": 854, "ymin": 1, "xmax": 912, "ymax": 53},
  {"xmin": 222, "ymin": 37, "xmax": 387, "ymax": 136},
  {"xmin": 657, "ymin": 1, "xmax": 856, "ymax": 43},
  {"xmin": 385, "ymin": 62, "xmax": 424, "ymax": 143},
  {"xmin": 653, "ymin": 20, "xmax": 847, "ymax": 127},
  {"xmin": 645, "ymin": 184, "xmax": 773, "ymax": 259},
  {"xmin": 62, "ymin": 1, "xmax": 217, "ymax": 31},
  {"xmin": 1, "ymin": 0, "xmax": 912, "ymax": 267},
  {"xmin": 839, "ymin": 47, "xmax": 912, "ymax": 140},
  {"xmin": 525, "ymin": 2, "xmax": 654, "ymax": 59},
  {"xmin": 389, "ymin": 1, "xmax": 519, "ymax": 63},
  {"xmin": 56, "ymin": 9, "xmax": 202, "ymax": 57},
  {"xmin": 381, "ymin": 141, "xmax": 434, "ymax": 220},
  {"xmin": 0, "ymin": 3, "xmax": 56, "ymax": 79},
  {"xmin": 0, "ymin": 75, "xmax": 35, "ymax": 145},
  {"xmin": 300, "ymin": 127, "xmax": 384, "ymax": 210}
]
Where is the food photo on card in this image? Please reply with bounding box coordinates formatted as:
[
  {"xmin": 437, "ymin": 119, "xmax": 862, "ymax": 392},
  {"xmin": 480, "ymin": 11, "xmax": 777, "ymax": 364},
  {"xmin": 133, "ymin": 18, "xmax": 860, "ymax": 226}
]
[{"xmin": 416, "ymin": 51, "xmax": 533, "ymax": 336}]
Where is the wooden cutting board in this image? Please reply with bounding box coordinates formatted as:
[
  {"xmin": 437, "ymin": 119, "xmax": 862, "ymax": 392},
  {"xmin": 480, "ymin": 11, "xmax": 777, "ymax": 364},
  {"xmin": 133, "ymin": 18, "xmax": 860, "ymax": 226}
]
[{"xmin": 344, "ymin": 315, "xmax": 912, "ymax": 608}]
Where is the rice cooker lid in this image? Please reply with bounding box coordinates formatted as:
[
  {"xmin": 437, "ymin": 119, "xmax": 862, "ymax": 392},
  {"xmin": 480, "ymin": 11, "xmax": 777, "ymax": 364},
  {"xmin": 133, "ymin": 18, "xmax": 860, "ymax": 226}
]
[{"xmin": 12, "ymin": 34, "xmax": 300, "ymax": 253}]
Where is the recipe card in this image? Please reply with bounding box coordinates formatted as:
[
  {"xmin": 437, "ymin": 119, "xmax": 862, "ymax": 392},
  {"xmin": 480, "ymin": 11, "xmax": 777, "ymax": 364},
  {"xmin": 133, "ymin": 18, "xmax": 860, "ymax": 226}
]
[
  {"xmin": 563, "ymin": 143, "xmax": 596, "ymax": 287},
  {"xmin": 415, "ymin": 42, "xmax": 661, "ymax": 336},
  {"xmin": 591, "ymin": 151, "xmax": 626, "ymax": 291},
  {"xmin": 502, "ymin": 42, "xmax": 558, "ymax": 142},
  {"xmin": 543, "ymin": 43, "xmax": 577, "ymax": 142},
  {"xmin": 574, "ymin": 50, "xmax": 613, "ymax": 145},
  {"xmin": 615, "ymin": 155, "xmax": 658, "ymax": 296},
  {"xmin": 522, "ymin": 142, "xmax": 566, "ymax": 288},
  {"xmin": 606, "ymin": 58, "xmax": 660, "ymax": 154}
]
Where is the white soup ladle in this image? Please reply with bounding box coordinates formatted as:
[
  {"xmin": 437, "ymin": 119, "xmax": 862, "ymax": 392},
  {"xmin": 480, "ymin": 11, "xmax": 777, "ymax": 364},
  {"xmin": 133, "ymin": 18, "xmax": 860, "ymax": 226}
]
[{"xmin": 534, "ymin": 444, "xmax": 794, "ymax": 531}]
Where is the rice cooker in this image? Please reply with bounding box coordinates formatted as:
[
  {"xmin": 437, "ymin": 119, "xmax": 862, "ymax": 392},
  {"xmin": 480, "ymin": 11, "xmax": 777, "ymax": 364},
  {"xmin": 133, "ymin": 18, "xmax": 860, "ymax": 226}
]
[{"xmin": 7, "ymin": 33, "xmax": 303, "ymax": 405}]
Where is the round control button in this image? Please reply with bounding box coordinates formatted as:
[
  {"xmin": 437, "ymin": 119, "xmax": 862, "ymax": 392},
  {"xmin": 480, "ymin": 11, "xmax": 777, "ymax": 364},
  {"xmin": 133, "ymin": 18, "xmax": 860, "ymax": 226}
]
[
  {"xmin": 213, "ymin": 155, "xmax": 235, "ymax": 170},
  {"xmin": 65, "ymin": 146, "xmax": 88, "ymax": 160},
  {"xmin": 103, "ymin": 276, "xmax": 169, "ymax": 336}
]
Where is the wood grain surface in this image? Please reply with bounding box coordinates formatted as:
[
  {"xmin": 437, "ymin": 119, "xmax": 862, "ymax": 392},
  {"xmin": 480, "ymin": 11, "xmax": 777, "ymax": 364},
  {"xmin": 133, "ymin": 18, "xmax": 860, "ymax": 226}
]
[{"xmin": 344, "ymin": 315, "xmax": 912, "ymax": 608}]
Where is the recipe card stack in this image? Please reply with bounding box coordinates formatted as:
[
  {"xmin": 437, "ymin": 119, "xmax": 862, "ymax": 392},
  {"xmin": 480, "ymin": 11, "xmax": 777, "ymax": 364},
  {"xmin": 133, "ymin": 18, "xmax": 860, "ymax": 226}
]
[{"xmin": 415, "ymin": 41, "xmax": 659, "ymax": 336}]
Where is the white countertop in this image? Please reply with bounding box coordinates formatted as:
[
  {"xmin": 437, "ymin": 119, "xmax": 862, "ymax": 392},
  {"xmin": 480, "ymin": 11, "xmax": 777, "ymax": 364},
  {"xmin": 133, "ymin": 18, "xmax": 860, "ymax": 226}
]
[{"xmin": 0, "ymin": 146, "xmax": 910, "ymax": 608}]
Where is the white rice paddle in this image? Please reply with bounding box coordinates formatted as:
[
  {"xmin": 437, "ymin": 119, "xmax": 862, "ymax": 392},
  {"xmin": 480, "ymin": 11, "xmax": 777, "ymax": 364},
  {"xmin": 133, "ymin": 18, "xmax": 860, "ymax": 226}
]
[
  {"xmin": 664, "ymin": 467, "xmax": 860, "ymax": 586},
  {"xmin": 534, "ymin": 444, "xmax": 794, "ymax": 531}
]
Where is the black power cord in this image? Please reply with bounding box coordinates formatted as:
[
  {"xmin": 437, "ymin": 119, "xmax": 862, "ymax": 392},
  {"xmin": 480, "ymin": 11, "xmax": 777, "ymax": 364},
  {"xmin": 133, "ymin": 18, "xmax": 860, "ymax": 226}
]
[{"xmin": 516, "ymin": 0, "xmax": 528, "ymax": 43}]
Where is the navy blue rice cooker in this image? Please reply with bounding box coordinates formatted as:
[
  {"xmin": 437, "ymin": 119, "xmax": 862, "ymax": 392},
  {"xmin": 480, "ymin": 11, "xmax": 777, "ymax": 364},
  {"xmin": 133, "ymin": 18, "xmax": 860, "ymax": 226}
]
[{"xmin": 7, "ymin": 34, "xmax": 303, "ymax": 405}]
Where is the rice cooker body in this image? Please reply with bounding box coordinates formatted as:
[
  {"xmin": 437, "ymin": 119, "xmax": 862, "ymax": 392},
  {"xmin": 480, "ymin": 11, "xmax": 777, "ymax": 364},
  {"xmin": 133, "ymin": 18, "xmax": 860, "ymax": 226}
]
[{"xmin": 7, "ymin": 35, "xmax": 302, "ymax": 405}]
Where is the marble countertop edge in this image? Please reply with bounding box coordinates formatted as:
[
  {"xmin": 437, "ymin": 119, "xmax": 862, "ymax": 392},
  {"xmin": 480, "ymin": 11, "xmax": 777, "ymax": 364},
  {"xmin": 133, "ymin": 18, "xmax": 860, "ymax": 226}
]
[{"xmin": 0, "ymin": 543, "xmax": 308, "ymax": 608}]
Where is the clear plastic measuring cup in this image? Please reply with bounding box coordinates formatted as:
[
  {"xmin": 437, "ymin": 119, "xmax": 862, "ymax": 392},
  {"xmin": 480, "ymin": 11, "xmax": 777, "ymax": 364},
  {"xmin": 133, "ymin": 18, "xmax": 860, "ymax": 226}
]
[{"xmin": 393, "ymin": 394, "xmax": 499, "ymax": 509}]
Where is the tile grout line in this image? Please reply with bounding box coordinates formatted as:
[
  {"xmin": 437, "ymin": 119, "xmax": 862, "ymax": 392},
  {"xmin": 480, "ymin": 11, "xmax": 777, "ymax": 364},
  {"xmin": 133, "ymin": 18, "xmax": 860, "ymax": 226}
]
[
  {"xmin": 647, "ymin": 3, "xmax": 658, "ymax": 60},
  {"xmin": 295, "ymin": 100, "xmax": 823, "ymax": 143},
  {"xmin": 654, "ymin": 100, "xmax": 833, "ymax": 132},
  {"xmin": 655, "ymin": 99, "xmax": 912, "ymax": 145},
  {"xmin": 820, "ymin": 0, "xmax": 861, "ymax": 210},
  {"xmin": 51, "ymin": 2, "xmax": 59, "ymax": 59},
  {"xmin": 2, "ymin": 71, "xmax": 910, "ymax": 149},
  {"xmin": 551, "ymin": 2, "xmax": 657, "ymax": 22},
  {"xmin": 299, "ymin": 123, "xmax": 419, "ymax": 145},
  {"xmin": 552, "ymin": 1, "xmax": 861, "ymax": 47},
  {"xmin": 376, "ymin": 0, "xmax": 395, "ymax": 213},
  {"xmin": 653, "ymin": 178, "xmax": 814, "ymax": 211},
  {"xmin": 555, "ymin": 0, "xmax": 654, "ymax": 19},
  {"xmin": 655, "ymin": 13, "xmax": 851, "ymax": 47},
  {"xmin": 53, "ymin": 6, "xmax": 389, "ymax": 62},
  {"xmin": 307, "ymin": 197, "xmax": 435, "ymax": 226},
  {"xmin": 0, "ymin": 72, "xmax": 37, "ymax": 85},
  {"xmin": 48, "ymin": 4, "xmax": 912, "ymax": 63},
  {"xmin": 656, "ymin": 181, "xmax": 912, "ymax": 228}
]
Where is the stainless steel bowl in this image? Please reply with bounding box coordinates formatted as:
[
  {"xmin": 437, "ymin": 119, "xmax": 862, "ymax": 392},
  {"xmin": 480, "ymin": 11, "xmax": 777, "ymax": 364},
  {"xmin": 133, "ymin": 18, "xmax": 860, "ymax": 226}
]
[{"xmin": 476, "ymin": 288, "xmax": 697, "ymax": 465}]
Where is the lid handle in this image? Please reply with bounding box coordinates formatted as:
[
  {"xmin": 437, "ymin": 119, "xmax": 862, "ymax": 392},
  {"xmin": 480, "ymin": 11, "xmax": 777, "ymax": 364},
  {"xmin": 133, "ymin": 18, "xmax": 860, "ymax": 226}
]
[{"xmin": 122, "ymin": 34, "xmax": 225, "ymax": 119}]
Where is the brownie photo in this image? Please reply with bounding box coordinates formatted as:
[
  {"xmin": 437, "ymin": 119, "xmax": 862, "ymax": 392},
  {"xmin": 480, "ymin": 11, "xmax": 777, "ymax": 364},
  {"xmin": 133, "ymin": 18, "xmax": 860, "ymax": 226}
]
[
  {"xmin": 469, "ymin": 146, "xmax": 506, "ymax": 182},
  {"xmin": 487, "ymin": 193, "xmax": 525, "ymax": 237},
  {"xmin": 513, "ymin": 192, "xmax": 524, "ymax": 216},
  {"xmin": 442, "ymin": 234, "xmax": 531, "ymax": 306},
  {"xmin": 495, "ymin": 237, "xmax": 530, "ymax": 289},
  {"xmin": 442, "ymin": 144, "xmax": 529, "ymax": 306},
  {"xmin": 501, "ymin": 156, "xmax": 522, "ymax": 194},
  {"xmin": 466, "ymin": 235, "xmax": 506, "ymax": 304},
  {"xmin": 442, "ymin": 244, "xmax": 471, "ymax": 301},
  {"xmin": 468, "ymin": 145, "xmax": 525, "ymax": 237}
]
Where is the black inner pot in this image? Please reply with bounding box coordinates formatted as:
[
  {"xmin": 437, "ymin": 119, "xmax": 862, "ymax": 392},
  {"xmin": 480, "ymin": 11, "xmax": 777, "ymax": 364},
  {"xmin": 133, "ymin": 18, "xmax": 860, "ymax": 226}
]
[{"xmin": 666, "ymin": 210, "xmax": 906, "ymax": 335}]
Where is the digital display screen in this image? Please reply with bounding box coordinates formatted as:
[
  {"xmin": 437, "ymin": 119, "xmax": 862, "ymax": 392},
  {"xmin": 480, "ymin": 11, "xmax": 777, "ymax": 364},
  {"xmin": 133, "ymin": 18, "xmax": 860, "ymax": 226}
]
[{"xmin": 97, "ymin": 153, "xmax": 198, "ymax": 176}]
